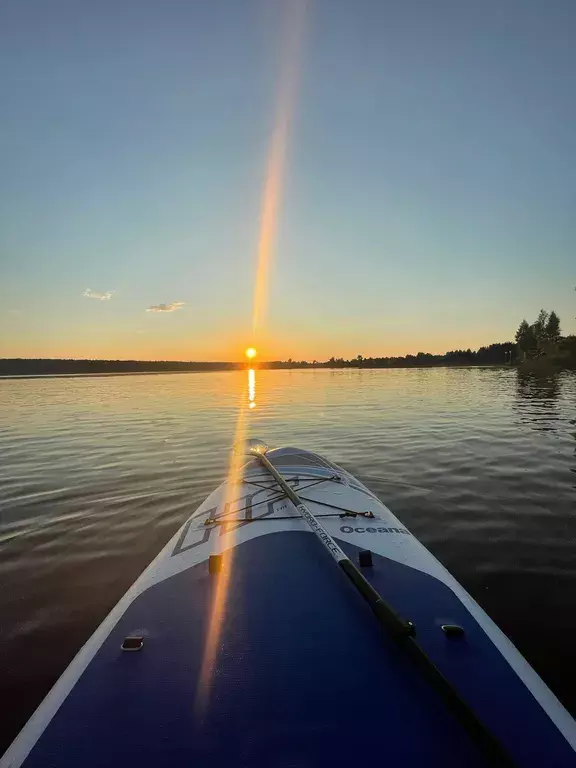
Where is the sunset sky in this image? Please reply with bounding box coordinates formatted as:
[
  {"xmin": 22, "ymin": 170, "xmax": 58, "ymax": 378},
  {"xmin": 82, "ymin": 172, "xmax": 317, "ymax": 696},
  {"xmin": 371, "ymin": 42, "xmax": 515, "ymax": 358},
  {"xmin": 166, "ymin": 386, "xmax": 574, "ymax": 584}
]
[{"xmin": 1, "ymin": 0, "xmax": 575, "ymax": 361}]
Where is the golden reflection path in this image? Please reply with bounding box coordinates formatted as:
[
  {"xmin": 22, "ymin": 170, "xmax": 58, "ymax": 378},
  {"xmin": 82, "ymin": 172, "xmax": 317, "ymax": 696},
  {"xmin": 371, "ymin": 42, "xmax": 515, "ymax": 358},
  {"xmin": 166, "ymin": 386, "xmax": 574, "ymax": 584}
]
[
  {"xmin": 248, "ymin": 368, "xmax": 256, "ymax": 409},
  {"xmin": 195, "ymin": 370, "xmax": 251, "ymax": 713}
]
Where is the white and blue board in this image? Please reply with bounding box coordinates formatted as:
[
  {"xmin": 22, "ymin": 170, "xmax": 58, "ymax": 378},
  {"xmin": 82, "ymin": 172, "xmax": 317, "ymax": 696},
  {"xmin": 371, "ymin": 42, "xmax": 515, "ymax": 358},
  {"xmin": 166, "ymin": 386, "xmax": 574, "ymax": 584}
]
[{"xmin": 2, "ymin": 445, "xmax": 575, "ymax": 767}]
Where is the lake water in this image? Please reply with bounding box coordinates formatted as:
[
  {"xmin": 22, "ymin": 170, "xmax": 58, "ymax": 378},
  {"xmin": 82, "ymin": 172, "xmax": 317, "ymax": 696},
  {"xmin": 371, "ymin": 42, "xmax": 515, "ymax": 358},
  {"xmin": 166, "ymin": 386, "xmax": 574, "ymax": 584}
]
[{"xmin": 1, "ymin": 367, "xmax": 575, "ymax": 753}]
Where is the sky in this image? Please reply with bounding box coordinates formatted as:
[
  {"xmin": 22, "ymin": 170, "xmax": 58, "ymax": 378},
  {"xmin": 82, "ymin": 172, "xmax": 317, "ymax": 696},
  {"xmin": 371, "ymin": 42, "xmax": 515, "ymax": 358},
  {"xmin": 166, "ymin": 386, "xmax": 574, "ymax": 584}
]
[{"xmin": 1, "ymin": 0, "xmax": 575, "ymax": 361}]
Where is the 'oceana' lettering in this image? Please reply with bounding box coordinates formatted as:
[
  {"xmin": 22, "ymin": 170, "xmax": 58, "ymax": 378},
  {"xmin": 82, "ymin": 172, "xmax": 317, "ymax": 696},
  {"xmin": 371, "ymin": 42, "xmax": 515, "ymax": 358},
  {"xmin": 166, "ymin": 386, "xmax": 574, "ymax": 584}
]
[{"xmin": 340, "ymin": 525, "xmax": 411, "ymax": 535}]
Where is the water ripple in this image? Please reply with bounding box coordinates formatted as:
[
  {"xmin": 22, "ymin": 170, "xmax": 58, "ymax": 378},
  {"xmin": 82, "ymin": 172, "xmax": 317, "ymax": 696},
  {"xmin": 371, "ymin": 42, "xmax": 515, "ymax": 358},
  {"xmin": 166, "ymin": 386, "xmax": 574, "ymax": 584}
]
[{"xmin": 0, "ymin": 367, "xmax": 575, "ymax": 752}]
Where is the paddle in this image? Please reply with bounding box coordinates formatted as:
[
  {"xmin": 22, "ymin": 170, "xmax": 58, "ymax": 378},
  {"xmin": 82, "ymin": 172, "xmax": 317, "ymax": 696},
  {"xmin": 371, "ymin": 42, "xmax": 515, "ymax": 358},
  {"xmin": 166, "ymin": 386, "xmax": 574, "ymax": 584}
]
[{"xmin": 244, "ymin": 440, "xmax": 516, "ymax": 767}]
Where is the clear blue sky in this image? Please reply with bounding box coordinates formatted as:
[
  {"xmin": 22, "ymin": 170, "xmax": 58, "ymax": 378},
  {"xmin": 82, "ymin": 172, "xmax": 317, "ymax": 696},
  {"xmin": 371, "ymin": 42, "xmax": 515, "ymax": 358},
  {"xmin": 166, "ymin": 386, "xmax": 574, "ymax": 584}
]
[{"xmin": 1, "ymin": 0, "xmax": 575, "ymax": 360}]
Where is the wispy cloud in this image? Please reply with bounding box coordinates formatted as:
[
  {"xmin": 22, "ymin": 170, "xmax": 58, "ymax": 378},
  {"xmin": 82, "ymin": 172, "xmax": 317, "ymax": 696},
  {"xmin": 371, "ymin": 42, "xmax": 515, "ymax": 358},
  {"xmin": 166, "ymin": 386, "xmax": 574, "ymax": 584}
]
[
  {"xmin": 83, "ymin": 288, "xmax": 113, "ymax": 301},
  {"xmin": 146, "ymin": 301, "xmax": 185, "ymax": 313},
  {"xmin": 7, "ymin": 309, "xmax": 21, "ymax": 316}
]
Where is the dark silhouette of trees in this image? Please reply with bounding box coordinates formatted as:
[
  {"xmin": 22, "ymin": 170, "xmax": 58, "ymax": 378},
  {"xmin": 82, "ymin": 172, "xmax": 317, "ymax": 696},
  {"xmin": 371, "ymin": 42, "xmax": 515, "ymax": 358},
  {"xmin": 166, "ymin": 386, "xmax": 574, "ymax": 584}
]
[
  {"xmin": 545, "ymin": 311, "xmax": 561, "ymax": 342},
  {"xmin": 560, "ymin": 335, "xmax": 576, "ymax": 358},
  {"xmin": 515, "ymin": 309, "xmax": 564, "ymax": 360},
  {"xmin": 0, "ymin": 359, "xmax": 239, "ymax": 376},
  {"xmin": 515, "ymin": 319, "xmax": 529, "ymax": 344},
  {"xmin": 532, "ymin": 309, "xmax": 549, "ymax": 345},
  {"xmin": 2, "ymin": 308, "xmax": 573, "ymax": 377},
  {"xmin": 515, "ymin": 319, "xmax": 537, "ymax": 355},
  {"xmin": 315, "ymin": 343, "xmax": 515, "ymax": 369}
]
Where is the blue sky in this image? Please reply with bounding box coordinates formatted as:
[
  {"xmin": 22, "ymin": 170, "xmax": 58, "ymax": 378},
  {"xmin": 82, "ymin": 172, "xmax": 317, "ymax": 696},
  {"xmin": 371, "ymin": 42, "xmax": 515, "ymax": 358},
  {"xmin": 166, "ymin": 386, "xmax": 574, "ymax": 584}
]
[{"xmin": 1, "ymin": 0, "xmax": 575, "ymax": 360}]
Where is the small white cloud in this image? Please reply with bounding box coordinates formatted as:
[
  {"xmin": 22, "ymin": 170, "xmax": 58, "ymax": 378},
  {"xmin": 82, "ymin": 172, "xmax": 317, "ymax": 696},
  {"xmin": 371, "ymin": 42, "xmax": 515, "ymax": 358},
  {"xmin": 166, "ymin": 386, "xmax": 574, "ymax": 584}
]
[
  {"xmin": 7, "ymin": 309, "xmax": 21, "ymax": 316},
  {"xmin": 146, "ymin": 301, "xmax": 185, "ymax": 313},
  {"xmin": 83, "ymin": 288, "xmax": 113, "ymax": 300}
]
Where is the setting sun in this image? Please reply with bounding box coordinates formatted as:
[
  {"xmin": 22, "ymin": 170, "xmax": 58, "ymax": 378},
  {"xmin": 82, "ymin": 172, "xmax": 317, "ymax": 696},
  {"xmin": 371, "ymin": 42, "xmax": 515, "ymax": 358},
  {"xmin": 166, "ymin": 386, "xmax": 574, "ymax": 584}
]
[{"xmin": 245, "ymin": 347, "xmax": 257, "ymax": 359}]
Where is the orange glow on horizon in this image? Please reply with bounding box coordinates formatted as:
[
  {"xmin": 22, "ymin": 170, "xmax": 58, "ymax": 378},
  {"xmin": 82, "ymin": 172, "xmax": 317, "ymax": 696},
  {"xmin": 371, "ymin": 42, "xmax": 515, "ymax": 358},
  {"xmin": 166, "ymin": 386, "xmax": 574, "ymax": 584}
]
[{"xmin": 10, "ymin": 326, "xmax": 518, "ymax": 363}]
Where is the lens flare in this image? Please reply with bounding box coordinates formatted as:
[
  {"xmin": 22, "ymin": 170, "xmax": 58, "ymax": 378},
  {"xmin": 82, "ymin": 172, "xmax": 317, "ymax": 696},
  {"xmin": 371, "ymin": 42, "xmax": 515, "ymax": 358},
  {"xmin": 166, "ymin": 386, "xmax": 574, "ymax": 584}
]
[
  {"xmin": 196, "ymin": 0, "xmax": 306, "ymax": 717},
  {"xmin": 251, "ymin": 0, "xmax": 307, "ymax": 342},
  {"xmin": 195, "ymin": 388, "xmax": 248, "ymax": 714}
]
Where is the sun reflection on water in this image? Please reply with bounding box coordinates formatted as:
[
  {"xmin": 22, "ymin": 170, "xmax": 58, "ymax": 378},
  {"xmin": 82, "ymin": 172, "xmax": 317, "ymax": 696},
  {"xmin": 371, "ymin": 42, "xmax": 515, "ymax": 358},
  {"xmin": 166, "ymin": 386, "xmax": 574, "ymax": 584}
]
[{"xmin": 248, "ymin": 368, "xmax": 256, "ymax": 409}]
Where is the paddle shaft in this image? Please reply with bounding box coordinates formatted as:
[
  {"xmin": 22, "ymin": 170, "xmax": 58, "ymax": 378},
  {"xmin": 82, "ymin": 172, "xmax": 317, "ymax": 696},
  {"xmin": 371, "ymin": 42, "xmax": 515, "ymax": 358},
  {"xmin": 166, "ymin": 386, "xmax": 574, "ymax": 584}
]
[
  {"xmin": 252, "ymin": 450, "xmax": 516, "ymax": 767},
  {"xmin": 253, "ymin": 451, "xmax": 414, "ymax": 639}
]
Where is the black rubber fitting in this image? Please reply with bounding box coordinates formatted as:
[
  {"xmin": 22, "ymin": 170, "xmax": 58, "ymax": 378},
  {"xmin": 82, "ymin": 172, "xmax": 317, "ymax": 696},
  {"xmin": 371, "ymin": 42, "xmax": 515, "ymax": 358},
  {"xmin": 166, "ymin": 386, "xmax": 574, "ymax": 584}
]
[
  {"xmin": 121, "ymin": 636, "xmax": 144, "ymax": 651},
  {"xmin": 358, "ymin": 549, "xmax": 373, "ymax": 568},
  {"xmin": 441, "ymin": 624, "xmax": 465, "ymax": 637}
]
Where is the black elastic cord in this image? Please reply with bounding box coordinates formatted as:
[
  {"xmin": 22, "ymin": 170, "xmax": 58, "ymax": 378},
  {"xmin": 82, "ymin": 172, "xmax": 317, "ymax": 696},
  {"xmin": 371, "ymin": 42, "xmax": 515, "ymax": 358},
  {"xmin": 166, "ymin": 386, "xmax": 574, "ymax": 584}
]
[
  {"xmin": 204, "ymin": 480, "xmax": 330, "ymax": 524},
  {"xmin": 298, "ymin": 494, "xmax": 374, "ymax": 517}
]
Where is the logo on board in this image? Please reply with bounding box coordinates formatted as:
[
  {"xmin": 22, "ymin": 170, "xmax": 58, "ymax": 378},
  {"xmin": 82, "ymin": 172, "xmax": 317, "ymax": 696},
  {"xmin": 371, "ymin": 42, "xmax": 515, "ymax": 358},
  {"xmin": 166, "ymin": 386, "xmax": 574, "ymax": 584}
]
[{"xmin": 339, "ymin": 525, "xmax": 411, "ymax": 535}]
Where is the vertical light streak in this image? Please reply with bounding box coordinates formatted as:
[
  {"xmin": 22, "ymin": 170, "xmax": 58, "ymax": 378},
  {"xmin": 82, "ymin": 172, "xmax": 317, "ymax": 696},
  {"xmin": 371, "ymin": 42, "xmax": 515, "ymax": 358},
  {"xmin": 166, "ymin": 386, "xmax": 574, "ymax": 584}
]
[
  {"xmin": 196, "ymin": 0, "xmax": 306, "ymax": 715},
  {"xmin": 251, "ymin": 0, "xmax": 307, "ymax": 342},
  {"xmin": 195, "ymin": 382, "xmax": 249, "ymax": 713}
]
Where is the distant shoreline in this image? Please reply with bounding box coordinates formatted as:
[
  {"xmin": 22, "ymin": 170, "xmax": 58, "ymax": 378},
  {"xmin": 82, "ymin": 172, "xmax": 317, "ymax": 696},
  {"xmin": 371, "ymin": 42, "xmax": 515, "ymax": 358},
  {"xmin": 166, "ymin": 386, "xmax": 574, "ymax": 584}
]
[
  {"xmin": 4, "ymin": 361, "xmax": 574, "ymax": 381},
  {"xmin": 0, "ymin": 344, "xmax": 519, "ymax": 378},
  {"xmin": 0, "ymin": 370, "xmax": 215, "ymax": 380},
  {"xmin": 0, "ymin": 359, "xmax": 518, "ymax": 379},
  {"xmin": 0, "ymin": 360, "xmax": 240, "ymax": 378}
]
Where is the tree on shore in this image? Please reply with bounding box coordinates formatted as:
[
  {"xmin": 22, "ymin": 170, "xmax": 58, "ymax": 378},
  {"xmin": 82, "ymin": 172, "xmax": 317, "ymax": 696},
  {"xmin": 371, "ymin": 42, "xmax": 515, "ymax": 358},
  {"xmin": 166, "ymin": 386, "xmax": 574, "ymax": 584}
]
[
  {"xmin": 515, "ymin": 309, "xmax": 563, "ymax": 359},
  {"xmin": 545, "ymin": 310, "xmax": 561, "ymax": 342},
  {"xmin": 532, "ymin": 309, "xmax": 549, "ymax": 344},
  {"xmin": 515, "ymin": 319, "xmax": 537, "ymax": 355}
]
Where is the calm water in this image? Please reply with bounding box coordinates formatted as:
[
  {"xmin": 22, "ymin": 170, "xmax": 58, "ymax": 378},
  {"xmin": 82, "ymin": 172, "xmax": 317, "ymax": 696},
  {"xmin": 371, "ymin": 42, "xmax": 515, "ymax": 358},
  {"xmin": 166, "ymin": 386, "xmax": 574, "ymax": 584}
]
[{"xmin": 1, "ymin": 367, "xmax": 575, "ymax": 752}]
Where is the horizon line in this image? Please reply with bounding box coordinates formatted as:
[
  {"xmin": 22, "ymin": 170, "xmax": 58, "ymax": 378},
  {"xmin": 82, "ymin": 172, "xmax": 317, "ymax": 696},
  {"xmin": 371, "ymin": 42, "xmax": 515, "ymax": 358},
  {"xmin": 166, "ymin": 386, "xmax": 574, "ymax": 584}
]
[{"xmin": 0, "ymin": 341, "xmax": 518, "ymax": 366}]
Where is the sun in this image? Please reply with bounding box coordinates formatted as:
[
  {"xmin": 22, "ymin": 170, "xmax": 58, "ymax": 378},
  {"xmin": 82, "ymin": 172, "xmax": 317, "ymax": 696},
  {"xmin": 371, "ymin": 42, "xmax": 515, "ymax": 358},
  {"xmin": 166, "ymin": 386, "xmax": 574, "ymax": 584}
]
[{"xmin": 245, "ymin": 347, "xmax": 257, "ymax": 360}]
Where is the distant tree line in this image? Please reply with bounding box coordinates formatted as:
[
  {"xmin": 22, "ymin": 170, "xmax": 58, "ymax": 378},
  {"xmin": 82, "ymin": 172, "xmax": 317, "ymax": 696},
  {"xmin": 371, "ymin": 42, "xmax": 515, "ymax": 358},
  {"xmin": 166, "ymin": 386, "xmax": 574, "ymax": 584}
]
[
  {"xmin": 2, "ymin": 309, "xmax": 575, "ymax": 376},
  {"xmin": 0, "ymin": 359, "xmax": 240, "ymax": 376},
  {"xmin": 277, "ymin": 310, "xmax": 575, "ymax": 369},
  {"xmin": 1, "ymin": 348, "xmax": 516, "ymax": 376},
  {"xmin": 267, "ymin": 342, "xmax": 516, "ymax": 369}
]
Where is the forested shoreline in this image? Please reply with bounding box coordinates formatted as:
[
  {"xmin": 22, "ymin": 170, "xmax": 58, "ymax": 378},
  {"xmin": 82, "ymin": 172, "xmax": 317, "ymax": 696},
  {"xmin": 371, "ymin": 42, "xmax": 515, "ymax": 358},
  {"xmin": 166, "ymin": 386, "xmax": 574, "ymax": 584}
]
[{"xmin": 2, "ymin": 310, "xmax": 575, "ymax": 376}]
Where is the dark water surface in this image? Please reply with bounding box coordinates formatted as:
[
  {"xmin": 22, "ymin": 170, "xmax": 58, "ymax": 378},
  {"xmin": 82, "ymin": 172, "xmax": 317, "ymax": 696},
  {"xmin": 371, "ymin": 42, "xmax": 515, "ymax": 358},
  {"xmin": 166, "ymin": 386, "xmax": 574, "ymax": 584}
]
[{"xmin": 1, "ymin": 367, "xmax": 575, "ymax": 753}]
